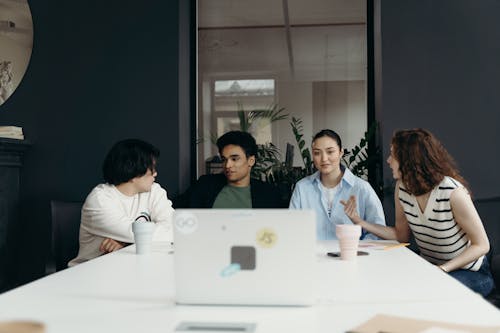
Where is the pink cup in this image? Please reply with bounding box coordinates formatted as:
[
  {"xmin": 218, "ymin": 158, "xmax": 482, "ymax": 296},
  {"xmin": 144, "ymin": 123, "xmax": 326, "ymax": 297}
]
[{"xmin": 336, "ymin": 224, "xmax": 362, "ymax": 260}]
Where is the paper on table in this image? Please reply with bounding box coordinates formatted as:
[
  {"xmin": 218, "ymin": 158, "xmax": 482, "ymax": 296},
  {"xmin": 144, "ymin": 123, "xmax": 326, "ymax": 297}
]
[
  {"xmin": 347, "ymin": 314, "xmax": 500, "ymax": 333},
  {"xmin": 359, "ymin": 241, "xmax": 410, "ymax": 250},
  {"xmin": 0, "ymin": 320, "xmax": 45, "ymax": 333},
  {"xmin": 420, "ymin": 327, "xmax": 473, "ymax": 333}
]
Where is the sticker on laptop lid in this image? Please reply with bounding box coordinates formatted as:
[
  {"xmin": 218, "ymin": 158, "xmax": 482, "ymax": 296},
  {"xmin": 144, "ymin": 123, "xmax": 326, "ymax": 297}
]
[
  {"xmin": 256, "ymin": 228, "xmax": 277, "ymax": 248},
  {"xmin": 220, "ymin": 263, "xmax": 241, "ymax": 277},
  {"xmin": 174, "ymin": 211, "xmax": 198, "ymax": 234}
]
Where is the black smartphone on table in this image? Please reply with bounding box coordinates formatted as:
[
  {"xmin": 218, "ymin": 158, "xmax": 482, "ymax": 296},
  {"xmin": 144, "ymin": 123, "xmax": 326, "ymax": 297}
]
[{"xmin": 327, "ymin": 251, "xmax": 369, "ymax": 257}]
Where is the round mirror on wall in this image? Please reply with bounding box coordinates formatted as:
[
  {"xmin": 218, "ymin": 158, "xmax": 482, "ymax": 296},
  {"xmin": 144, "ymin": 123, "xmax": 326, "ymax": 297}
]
[{"xmin": 0, "ymin": 0, "xmax": 33, "ymax": 107}]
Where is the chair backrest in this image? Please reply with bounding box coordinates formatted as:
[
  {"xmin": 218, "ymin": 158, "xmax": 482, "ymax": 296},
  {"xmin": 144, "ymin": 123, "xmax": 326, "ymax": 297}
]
[
  {"xmin": 474, "ymin": 197, "xmax": 500, "ymax": 296},
  {"xmin": 50, "ymin": 200, "xmax": 83, "ymax": 271},
  {"xmin": 491, "ymin": 255, "xmax": 500, "ymax": 291},
  {"xmin": 475, "ymin": 197, "xmax": 500, "ymax": 257}
]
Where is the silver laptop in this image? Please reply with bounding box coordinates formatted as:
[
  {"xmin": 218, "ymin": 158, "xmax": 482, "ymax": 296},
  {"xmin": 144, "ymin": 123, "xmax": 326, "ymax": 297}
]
[{"xmin": 173, "ymin": 209, "xmax": 316, "ymax": 306}]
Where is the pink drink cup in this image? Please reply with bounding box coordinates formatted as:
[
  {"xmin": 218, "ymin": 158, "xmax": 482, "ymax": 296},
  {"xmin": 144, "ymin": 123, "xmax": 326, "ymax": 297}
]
[{"xmin": 336, "ymin": 224, "xmax": 362, "ymax": 260}]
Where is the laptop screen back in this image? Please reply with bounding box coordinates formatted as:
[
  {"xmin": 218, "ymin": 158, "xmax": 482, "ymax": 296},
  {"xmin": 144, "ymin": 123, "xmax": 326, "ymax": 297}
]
[{"xmin": 173, "ymin": 209, "xmax": 316, "ymax": 306}]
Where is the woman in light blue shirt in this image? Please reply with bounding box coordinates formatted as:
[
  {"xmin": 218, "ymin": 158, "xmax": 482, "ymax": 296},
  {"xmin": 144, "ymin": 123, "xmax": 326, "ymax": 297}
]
[{"xmin": 289, "ymin": 129, "xmax": 386, "ymax": 240}]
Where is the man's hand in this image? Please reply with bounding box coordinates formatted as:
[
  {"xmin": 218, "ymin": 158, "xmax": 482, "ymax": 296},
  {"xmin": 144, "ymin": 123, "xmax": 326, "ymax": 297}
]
[
  {"xmin": 340, "ymin": 195, "xmax": 361, "ymax": 223},
  {"xmin": 100, "ymin": 238, "xmax": 125, "ymax": 253}
]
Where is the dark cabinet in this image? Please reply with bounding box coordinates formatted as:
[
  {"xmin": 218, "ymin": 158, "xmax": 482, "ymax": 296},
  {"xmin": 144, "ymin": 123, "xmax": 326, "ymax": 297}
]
[{"xmin": 0, "ymin": 138, "xmax": 30, "ymax": 291}]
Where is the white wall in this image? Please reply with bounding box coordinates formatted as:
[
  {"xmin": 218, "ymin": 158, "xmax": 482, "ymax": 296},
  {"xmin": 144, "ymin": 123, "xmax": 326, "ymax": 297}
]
[
  {"xmin": 274, "ymin": 80, "xmax": 366, "ymax": 168},
  {"xmin": 312, "ymin": 81, "xmax": 366, "ymax": 150}
]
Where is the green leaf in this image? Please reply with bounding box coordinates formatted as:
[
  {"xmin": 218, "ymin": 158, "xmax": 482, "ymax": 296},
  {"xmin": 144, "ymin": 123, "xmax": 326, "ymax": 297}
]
[{"xmin": 237, "ymin": 110, "xmax": 249, "ymax": 132}]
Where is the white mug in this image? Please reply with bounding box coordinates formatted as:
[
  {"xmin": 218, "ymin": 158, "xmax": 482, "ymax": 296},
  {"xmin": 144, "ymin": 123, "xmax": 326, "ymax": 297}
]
[{"xmin": 132, "ymin": 221, "xmax": 155, "ymax": 255}]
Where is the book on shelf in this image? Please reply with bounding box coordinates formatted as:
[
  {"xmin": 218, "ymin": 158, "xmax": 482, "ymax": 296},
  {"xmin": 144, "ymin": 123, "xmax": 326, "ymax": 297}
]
[{"xmin": 0, "ymin": 126, "xmax": 24, "ymax": 140}]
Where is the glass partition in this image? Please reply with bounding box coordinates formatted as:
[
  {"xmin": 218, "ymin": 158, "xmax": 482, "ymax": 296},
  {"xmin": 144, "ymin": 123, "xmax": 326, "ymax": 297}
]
[{"xmin": 197, "ymin": 0, "xmax": 367, "ymax": 179}]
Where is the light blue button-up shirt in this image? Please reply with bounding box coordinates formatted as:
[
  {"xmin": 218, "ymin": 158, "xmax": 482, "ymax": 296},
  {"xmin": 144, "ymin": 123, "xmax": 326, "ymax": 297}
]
[{"xmin": 289, "ymin": 167, "xmax": 386, "ymax": 240}]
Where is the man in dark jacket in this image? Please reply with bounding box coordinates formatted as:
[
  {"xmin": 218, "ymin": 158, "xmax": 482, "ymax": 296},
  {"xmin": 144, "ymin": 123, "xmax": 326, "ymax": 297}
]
[{"xmin": 176, "ymin": 131, "xmax": 285, "ymax": 208}]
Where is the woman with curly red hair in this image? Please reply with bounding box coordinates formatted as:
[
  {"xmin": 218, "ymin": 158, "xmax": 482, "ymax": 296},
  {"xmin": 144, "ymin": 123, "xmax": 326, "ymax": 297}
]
[{"xmin": 353, "ymin": 128, "xmax": 493, "ymax": 296}]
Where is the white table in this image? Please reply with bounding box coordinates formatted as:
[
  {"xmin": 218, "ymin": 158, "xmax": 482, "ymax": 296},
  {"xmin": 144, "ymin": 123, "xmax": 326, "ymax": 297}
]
[
  {"xmin": 0, "ymin": 242, "xmax": 499, "ymax": 333},
  {"xmin": 316, "ymin": 241, "xmax": 484, "ymax": 304}
]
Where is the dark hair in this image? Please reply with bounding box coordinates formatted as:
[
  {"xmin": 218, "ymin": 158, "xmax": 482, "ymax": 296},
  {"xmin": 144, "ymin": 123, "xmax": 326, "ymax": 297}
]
[
  {"xmin": 391, "ymin": 128, "xmax": 468, "ymax": 196},
  {"xmin": 312, "ymin": 129, "xmax": 342, "ymax": 149},
  {"xmin": 216, "ymin": 131, "xmax": 258, "ymax": 157},
  {"xmin": 102, "ymin": 139, "xmax": 159, "ymax": 185}
]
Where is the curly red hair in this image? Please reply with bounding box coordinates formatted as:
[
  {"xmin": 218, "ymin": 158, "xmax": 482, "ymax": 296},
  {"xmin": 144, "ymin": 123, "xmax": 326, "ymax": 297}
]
[{"xmin": 391, "ymin": 128, "xmax": 468, "ymax": 196}]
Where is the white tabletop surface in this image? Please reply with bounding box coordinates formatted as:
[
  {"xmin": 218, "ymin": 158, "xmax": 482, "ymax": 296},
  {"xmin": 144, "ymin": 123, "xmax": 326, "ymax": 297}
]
[{"xmin": 0, "ymin": 241, "xmax": 499, "ymax": 333}]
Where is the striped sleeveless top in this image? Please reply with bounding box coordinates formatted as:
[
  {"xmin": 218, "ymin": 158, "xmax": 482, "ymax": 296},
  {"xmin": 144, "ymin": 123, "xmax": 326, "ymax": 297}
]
[{"xmin": 398, "ymin": 176, "xmax": 483, "ymax": 271}]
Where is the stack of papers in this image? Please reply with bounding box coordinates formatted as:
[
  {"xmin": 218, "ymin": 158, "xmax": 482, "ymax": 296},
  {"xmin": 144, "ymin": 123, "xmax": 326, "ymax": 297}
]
[{"xmin": 0, "ymin": 126, "xmax": 24, "ymax": 140}]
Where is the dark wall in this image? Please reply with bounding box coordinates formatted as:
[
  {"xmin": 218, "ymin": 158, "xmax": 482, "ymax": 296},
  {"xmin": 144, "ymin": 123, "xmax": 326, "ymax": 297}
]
[
  {"xmin": 0, "ymin": 1, "xmax": 182, "ymax": 287},
  {"xmin": 378, "ymin": 0, "xmax": 500, "ymax": 209}
]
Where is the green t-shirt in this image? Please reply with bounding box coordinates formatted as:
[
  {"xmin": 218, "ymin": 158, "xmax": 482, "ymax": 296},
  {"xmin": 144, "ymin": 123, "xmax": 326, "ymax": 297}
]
[{"xmin": 212, "ymin": 185, "xmax": 252, "ymax": 208}]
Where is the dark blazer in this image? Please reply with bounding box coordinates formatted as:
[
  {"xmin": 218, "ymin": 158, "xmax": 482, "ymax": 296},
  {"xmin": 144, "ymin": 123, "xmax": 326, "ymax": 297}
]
[{"xmin": 174, "ymin": 173, "xmax": 286, "ymax": 208}]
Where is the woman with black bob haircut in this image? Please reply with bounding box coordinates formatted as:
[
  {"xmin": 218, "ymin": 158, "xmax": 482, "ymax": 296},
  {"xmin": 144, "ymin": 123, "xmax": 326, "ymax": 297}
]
[
  {"xmin": 103, "ymin": 139, "xmax": 160, "ymax": 185},
  {"xmin": 69, "ymin": 138, "xmax": 174, "ymax": 266}
]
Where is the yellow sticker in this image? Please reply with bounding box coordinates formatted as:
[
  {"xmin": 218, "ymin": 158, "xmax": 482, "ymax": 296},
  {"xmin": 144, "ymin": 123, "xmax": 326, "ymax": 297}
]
[{"xmin": 256, "ymin": 228, "xmax": 278, "ymax": 248}]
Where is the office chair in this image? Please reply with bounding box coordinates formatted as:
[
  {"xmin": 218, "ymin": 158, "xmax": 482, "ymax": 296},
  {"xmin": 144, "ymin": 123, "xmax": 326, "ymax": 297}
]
[
  {"xmin": 475, "ymin": 197, "xmax": 500, "ymax": 308},
  {"xmin": 489, "ymin": 255, "xmax": 500, "ymax": 307},
  {"xmin": 50, "ymin": 200, "xmax": 83, "ymax": 272}
]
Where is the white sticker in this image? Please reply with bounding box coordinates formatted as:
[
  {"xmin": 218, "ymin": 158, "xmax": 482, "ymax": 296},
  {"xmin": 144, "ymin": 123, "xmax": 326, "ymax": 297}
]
[{"xmin": 174, "ymin": 212, "xmax": 198, "ymax": 234}]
